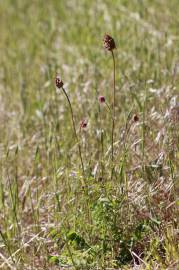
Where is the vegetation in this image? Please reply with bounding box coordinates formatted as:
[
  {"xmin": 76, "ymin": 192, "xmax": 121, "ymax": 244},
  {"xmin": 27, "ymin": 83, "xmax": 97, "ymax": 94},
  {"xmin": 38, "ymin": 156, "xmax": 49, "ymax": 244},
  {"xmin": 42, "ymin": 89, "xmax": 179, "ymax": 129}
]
[{"xmin": 0, "ymin": 0, "xmax": 179, "ymax": 269}]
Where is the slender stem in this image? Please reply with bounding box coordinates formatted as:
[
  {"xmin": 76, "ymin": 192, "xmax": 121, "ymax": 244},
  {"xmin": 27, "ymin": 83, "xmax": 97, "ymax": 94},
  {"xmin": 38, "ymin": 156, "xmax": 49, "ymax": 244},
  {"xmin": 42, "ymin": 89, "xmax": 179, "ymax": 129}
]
[
  {"xmin": 111, "ymin": 50, "xmax": 116, "ymax": 163},
  {"xmin": 55, "ymin": 194, "xmax": 78, "ymax": 270},
  {"xmin": 62, "ymin": 87, "xmax": 85, "ymax": 179},
  {"xmin": 0, "ymin": 230, "xmax": 15, "ymax": 264}
]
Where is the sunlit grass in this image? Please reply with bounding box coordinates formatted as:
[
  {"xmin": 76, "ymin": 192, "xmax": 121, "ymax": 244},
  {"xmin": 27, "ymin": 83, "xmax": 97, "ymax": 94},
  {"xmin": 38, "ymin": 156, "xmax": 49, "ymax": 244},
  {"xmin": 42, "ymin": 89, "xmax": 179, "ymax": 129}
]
[{"xmin": 0, "ymin": 0, "xmax": 179, "ymax": 269}]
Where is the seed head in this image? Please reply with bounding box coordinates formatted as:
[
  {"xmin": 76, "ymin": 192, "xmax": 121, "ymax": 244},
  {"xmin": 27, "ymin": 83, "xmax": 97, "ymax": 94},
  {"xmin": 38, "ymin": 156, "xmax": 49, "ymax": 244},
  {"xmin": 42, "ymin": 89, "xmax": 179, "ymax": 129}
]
[
  {"xmin": 80, "ymin": 119, "xmax": 87, "ymax": 129},
  {"xmin": 103, "ymin": 34, "xmax": 116, "ymax": 51},
  {"xmin": 55, "ymin": 75, "xmax": 64, "ymax": 89},
  {"xmin": 133, "ymin": 114, "xmax": 139, "ymax": 122},
  {"xmin": 98, "ymin": 96, "xmax": 105, "ymax": 103}
]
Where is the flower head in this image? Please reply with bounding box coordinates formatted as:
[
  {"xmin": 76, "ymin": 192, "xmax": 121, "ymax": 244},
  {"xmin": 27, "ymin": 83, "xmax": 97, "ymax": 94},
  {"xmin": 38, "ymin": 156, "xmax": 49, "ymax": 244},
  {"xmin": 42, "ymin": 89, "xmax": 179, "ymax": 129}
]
[
  {"xmin": 80, "ymin": 119, "xmax": 88, "ymax": 129},
  {"xmin": 103, "ymin": 34, "xmax": 116, "ymax": 51},
  {"xmin": 98, "ymin": 96, "xmax": 105, "ymax": 103},
  {"xmin": 133, "ymin": 114, "xmax": 139, "ymax": 122},
  {"xmin": 55, "ymin": 75, "xmax": 64, "ymax": 89}
]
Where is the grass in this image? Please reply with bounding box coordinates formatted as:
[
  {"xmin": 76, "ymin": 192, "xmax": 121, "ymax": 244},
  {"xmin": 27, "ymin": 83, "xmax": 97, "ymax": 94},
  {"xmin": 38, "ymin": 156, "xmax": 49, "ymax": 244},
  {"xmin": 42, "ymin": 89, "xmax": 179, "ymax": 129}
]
[{"xmin": 0, "ymin": 0, "xmax": 179, "ymax": 269}]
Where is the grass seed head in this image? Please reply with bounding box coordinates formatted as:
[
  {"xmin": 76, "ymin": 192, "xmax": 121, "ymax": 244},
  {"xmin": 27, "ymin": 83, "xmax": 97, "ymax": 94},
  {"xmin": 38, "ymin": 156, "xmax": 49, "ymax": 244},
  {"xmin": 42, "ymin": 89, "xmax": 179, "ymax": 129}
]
[{"xmin": 103, "ymin": 34, "xmax": 116, "ymax": 51}]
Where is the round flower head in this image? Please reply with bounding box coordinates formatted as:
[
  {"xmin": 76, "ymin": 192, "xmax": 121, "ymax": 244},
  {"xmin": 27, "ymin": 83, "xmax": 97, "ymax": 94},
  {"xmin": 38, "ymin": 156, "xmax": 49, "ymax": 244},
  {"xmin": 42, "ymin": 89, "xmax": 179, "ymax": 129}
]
[
  {"xmin": 80, "ymin": 119, "xmax": 88, "ymax": 129},
  {"xmin": 133, "ymin": 114, "xmax": 139, "ymax": 122},
  {"xmin": 103, "ymin": 34, "xmax": 116, "ymax": 51},
  {"xmin": 98, "ymin": 96, "xmax": 105, "ymax": 103},
  {"xmin": 56, "ymin": 75, "xmax": 64, "ymax": 89}
]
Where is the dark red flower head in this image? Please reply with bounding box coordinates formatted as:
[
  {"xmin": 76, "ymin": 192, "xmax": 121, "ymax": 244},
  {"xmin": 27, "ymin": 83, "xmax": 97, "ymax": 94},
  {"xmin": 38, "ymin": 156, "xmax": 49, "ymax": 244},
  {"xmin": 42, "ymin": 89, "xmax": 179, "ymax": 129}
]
[
  {"xmin": 103, "ymin": 34, "xmax": 116, "ymax": 51},
  {"xmin": 80, "ymin": 119, "xmax": 88, "ymax": 129},
  {"xmin": 133, "ymin": 114, "xmax": 139, "ymax": 122},
  {"xmin": 55, "ymin": 75, "xmax": 64, "ymax": 89},
  {"xmin": 98, "ymin": 96, "xmax": 105, "ymax": 103}
]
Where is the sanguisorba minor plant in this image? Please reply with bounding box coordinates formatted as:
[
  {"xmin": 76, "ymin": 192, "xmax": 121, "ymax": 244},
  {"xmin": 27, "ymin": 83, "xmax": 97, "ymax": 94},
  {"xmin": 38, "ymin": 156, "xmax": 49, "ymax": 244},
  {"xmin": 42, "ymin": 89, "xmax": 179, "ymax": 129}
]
[
  {"xmin": 103, "ymin": 34, "xmax": 116, "ymax": 161},
  {"xmin": 54, "ymin": 35, "xmax": 118, "ymax": 267},
  {"xmin": 103, "ymin": 34, "xmax": 116, "ymax": 178},
  {"xmin": 55, "ymin": 35, "xmax": 117, "ymax": 187},
  {"xmin": 55, "ymin": 76, "xmax": 86, "ymax": 187}
]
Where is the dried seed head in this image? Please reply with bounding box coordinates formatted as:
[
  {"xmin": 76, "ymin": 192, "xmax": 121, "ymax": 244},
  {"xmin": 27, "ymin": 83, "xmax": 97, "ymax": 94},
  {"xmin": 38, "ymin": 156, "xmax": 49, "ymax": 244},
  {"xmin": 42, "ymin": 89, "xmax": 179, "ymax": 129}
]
[
  {"xmin": 133, "ymin": 114, "xmax": 139, "ymax": 122},
  {"xmin": 80, "ymin": 119, "xmax": 88, "ymax": 129},
  {"xmin": 55, "ymin": 75, "xmax": 64, "ymax": 89},
  {"xmin": 98, "ymin": 96, "xmax": 105, "ymax": 103},
  {"xmin": 103, "ymin": 34, "xmax": 116, "ymax": 51}
]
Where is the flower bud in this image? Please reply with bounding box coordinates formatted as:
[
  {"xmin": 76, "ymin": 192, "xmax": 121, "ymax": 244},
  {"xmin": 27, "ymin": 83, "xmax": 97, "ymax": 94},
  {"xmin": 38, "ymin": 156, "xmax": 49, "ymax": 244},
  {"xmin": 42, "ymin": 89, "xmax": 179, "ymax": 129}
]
[
  {"xmin": 55, "ymin": 75, "xmax": 64, "ymax": 89},
  {"xmin": 98, "ymin": 96, "xmax": 105, "ymax": 103},
  {"xmin": 80, "ymin": 120, "xmax": 87, "ymax": 129},
  {"xmin": 133, "ymin": 114, "xmax": 139, "ymax": 122}
]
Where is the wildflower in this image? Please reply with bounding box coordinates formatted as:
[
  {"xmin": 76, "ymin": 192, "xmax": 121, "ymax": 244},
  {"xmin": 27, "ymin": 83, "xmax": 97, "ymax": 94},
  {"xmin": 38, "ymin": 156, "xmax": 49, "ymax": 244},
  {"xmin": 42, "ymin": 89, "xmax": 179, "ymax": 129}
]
[
  {"xmin": 133, "ymin": 114, "xmax": 139, "ymax": 122},
  {"xmin": 80, "ymin": 119, "xmax": 87, "ymax": 129},
  {"xmin": 55, "ymin": 73, "xmax": 85, "ymax": 178},
  {"xmin": 103, "ymin": 34, "xmax": 116, "ymax": 165},
  {"xmin": 103, "ymin": 34, "xmax": 116, "ymax": 51},
  {"xmin": 98, "ymin": 96, "xmax": 105, "ymax": 103},
  {"xmin": 55, "ymin": 75, "xmax": 64, "ymax": 89}
]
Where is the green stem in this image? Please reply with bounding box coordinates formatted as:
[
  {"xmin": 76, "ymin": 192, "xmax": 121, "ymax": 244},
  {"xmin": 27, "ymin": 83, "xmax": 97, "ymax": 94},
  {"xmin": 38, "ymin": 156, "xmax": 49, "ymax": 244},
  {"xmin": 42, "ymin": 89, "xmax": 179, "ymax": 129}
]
[
  {"xmin": 111, "ymin": 50, "xmax": 116, "ymax": 163},
  {"xmin": 0, "ymin": 229, "xmax": 15, "ymax": 264},
  {"xmin": 55, "ymin": 194, "xmax": 78, "ymax": 270},
  {"xmin": 62, "ymin": 87, "xmax": 85, "ymax": 182}
]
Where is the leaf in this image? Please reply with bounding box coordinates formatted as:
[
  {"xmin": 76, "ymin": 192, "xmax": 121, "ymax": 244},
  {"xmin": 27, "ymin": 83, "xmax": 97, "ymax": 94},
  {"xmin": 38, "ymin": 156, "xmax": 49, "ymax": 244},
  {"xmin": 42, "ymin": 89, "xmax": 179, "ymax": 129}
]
[{"xmin": 67, "ymin": 231, "xmax": 90, "ymax": 250}]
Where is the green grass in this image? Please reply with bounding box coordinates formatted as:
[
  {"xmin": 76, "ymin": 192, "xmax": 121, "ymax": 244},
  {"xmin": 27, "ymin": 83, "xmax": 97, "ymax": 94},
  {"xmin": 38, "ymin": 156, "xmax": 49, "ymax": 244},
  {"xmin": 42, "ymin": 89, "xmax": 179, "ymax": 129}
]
[{"xmin": 0, "ymin": 0, "xmax": 179, "ymax": 269}]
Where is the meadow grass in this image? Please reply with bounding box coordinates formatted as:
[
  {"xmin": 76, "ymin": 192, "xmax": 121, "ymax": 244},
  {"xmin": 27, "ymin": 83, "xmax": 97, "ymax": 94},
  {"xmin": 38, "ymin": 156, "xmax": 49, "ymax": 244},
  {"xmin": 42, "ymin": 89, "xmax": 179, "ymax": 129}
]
[{"xmin": 0, "ymin": 0, "xmax": 179, "ymax": 269}]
